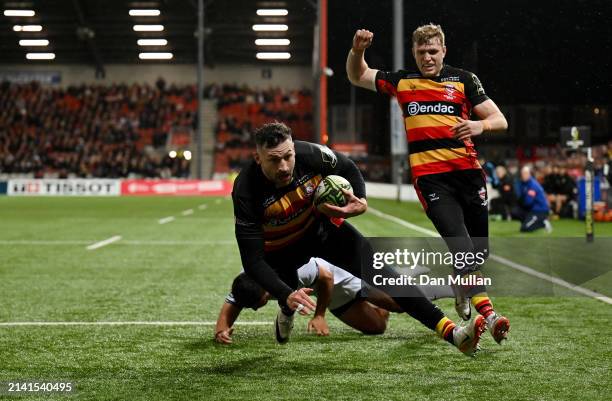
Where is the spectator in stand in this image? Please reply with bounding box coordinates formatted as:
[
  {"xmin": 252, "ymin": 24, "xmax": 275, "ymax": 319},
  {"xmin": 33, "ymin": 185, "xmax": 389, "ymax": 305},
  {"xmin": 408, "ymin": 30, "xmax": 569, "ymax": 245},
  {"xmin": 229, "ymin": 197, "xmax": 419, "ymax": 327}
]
[{"xmin": 512, "ymin": 166, "xmax": 552, "ymax": 233}]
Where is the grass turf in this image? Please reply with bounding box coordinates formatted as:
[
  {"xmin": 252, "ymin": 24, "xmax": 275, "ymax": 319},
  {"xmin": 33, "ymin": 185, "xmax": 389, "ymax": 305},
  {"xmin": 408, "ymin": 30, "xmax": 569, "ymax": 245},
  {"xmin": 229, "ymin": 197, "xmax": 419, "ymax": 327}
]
[{"xmin": 0, "ymin": 196, "xmax": 610, "ymax": 401}]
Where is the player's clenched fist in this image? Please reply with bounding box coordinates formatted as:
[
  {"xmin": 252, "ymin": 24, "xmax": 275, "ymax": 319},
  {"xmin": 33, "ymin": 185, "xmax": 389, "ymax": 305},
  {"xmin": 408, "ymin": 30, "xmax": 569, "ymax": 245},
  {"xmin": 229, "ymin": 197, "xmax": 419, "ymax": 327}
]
[{"xmin": 352, "ymin": 29, "xmax": 373, "ymax": 52}]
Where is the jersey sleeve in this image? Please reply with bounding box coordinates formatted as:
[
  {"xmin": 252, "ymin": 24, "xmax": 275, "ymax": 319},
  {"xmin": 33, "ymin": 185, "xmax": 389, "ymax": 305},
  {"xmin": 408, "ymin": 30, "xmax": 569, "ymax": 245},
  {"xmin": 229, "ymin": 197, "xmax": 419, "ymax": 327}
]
[
  {"xmin": 297, "ymin": 258, "xmax": 319, "ymax": 288},
  {"xmin": 375, "ymin": 70, "xmax": 403, "ymax": 97},
  {"xmin": 295, "ymin": 141, "xmax": 366, "ymax": 199},
  {"xmin": 232, "ymin": 173, "xmax": 294, "ymax": 302},
  {"xmin": 464, "ymin": 72, "xmax": 489, "ymax": 106},
  {"xmin": 225, "ymin": 292, "xmax": 237, "ymax": 305}
]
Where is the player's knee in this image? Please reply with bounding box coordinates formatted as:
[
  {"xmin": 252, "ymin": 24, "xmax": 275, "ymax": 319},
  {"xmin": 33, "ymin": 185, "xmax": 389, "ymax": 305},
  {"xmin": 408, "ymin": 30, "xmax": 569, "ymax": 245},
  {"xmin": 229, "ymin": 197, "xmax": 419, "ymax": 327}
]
[{"xmin": 360, "ymin": 315, "xmax": 388, "ymax": 335}]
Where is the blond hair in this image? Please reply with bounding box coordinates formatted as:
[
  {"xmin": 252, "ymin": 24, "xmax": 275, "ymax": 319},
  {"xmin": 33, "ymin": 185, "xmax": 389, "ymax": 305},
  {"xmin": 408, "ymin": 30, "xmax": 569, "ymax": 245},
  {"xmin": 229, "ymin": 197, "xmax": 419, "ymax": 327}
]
[{"xmin": 412, "ymin": 23, "xmax": 445, "ymax": 47}]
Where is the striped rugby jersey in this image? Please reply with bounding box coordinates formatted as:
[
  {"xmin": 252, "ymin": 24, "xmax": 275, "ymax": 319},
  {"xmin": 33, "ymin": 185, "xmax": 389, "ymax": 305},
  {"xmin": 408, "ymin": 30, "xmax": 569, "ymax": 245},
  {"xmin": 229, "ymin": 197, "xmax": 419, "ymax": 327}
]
[
  {"xmin": 233, "ymin": 141, "xmax": 365, "ymax": 252},
  {"xmin": 376, "ymin": 65, "xmax": 489, "ymax": 179}
]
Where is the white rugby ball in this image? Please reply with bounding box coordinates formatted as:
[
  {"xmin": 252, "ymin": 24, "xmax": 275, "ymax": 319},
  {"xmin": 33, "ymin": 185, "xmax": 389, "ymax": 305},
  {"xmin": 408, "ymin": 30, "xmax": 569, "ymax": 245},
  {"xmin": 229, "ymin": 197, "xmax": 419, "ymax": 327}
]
[{"xmin": 314, "ymin": 175, "xmax": 353, "ymax": 207}]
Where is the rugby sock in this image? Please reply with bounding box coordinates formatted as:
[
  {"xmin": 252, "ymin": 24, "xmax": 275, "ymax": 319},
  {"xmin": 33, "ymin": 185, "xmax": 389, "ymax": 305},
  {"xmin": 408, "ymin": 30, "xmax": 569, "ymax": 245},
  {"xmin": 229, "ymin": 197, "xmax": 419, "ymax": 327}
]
[
  {"xmin": 435, "ymin": 317, "xmax": 456, "ymax": 344},
  {"xmin": 471, "ymin": 292, "xmax": 496, "ymax": 324}
]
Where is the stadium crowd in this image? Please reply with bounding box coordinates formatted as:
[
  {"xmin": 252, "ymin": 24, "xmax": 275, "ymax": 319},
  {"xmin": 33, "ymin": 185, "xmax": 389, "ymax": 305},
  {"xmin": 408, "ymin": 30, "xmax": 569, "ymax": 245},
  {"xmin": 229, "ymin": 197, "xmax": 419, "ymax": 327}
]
[
  {"xmin": 0, "ymin": 79, "xmax": 313, "ymax": 178},
  {"xmin": 212, "ymin": 84, "xmax": 313, "ymax": 173}
]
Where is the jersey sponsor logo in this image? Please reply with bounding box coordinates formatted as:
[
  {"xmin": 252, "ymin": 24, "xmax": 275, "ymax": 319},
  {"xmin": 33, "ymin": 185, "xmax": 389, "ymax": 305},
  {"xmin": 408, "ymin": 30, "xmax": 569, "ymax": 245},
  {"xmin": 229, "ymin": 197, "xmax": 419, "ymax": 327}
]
[
  {"xmin": 441, "ymin": 76, "xmax": 461, "ymax": 82},
  {"xmin": 313, "ymin": 144, "xmax": 337, "ymax": 168},
  {"xmin": 407, "ymin": 101, "xmax": 456, "ymax": 116}
]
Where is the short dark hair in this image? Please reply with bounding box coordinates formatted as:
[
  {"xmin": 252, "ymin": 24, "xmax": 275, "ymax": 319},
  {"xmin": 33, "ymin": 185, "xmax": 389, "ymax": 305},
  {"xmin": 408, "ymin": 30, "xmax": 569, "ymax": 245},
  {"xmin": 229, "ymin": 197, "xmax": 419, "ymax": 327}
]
[
  {"xmin": 231, "ymin": 273, "xmax": 266, "ymax": 309},
  {"xmin": 253, "ymin": 122, "xmax": 292, "ymax": 148}
]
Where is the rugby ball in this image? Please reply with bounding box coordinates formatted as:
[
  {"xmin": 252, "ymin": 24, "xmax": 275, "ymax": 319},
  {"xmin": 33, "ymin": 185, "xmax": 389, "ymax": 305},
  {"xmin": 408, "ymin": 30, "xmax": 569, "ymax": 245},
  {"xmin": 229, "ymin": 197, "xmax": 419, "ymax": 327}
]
[{"xmin": 314, "ymin": 175, "xmax": 353, "ymax": 207}]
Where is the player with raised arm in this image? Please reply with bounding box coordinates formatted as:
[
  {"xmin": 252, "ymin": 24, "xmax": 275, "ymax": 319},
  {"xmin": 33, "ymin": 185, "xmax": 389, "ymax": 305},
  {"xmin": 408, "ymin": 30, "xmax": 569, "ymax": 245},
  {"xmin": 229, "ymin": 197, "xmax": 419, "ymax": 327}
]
[{"xmin": 346, "ymin": 24, "xmax": 510, "ymax": 344}]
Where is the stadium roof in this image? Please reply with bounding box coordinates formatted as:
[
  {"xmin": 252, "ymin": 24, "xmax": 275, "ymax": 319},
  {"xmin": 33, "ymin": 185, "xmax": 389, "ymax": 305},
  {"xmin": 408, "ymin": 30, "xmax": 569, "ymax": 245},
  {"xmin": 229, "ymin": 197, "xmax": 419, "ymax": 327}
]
[{"xmin": 0, "ymin": 0, "xmax": 316, "ymax": 68}]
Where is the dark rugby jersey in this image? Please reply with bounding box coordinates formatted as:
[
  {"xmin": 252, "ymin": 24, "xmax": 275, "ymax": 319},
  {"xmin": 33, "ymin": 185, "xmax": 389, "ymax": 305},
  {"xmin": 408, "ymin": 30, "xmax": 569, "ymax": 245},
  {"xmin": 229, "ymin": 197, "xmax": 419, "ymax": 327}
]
[
  {"xmin": 232, "ymin": 140, "xmax": 366, "ymax": 301},
  {"xmin": 376, "ymin": 65, "xmax": 489, "ymax": 179}
]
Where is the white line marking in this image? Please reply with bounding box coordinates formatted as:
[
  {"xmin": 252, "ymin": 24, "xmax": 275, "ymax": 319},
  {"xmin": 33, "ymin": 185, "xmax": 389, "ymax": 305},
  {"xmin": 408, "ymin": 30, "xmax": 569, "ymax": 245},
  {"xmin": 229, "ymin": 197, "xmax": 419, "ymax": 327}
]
[
  {"xmin": 121, "ymin": 240, "xmax": 234, "ymax": 245},
  {"xmin": 0, "ymin": 240, "xmax": 93, "ymax": 245},
  {"xmin": 368, "ymin": 207, "xmax": 438, "ymax": 236},
  {"xmin": 489, "ymin": 254, "xmax": 612, "ymax": 305},
  {"xmin": 0, "ymin": 240, "xmax": 235, "ymax": 246},
  {"xmin": 0, "ymin": 321, "xmax": 270, "ymax": 327},
  {"xmin": 158, "ymin": 216, "xmax": 175, "ymax": 225},
  {"xmin": 182, "ymin": 209, "xmax": 194, "ymax": 216},
  {"xmin": 368, "ymin": 206, "xmax": 612, "ymax": 305},
  {"xmin": 198, "ymin": 204, "xmax": 208, "ymax": 210},
  {"xmin": 86, "ymin": 235, "xmax": 122, "ymax": 250}
]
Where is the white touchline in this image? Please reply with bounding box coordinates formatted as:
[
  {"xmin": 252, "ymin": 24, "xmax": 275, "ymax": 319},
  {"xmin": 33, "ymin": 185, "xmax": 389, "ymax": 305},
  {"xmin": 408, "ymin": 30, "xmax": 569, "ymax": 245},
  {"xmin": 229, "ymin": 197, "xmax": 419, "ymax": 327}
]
[
  {"xmin": 488, "ymin": 254, "xmax": 612, "ymax": 305},
  {"xmin": 182, "ymin": 209, "xmax": 194, "ymax": 216},
  {"xmin": 368, "ymin": 206, "xmax": 612, "ymax": 306},
  {"xmin": 0, "ymin": 321, "xmax": 270, "ymax": 327},
  {"xmin": 368, "ymin": 208, "xmax": 438, "ymax": 236},
  {"xmin": 123, "ymin": 240, "xmax": 235, "ymax": 245},
  {"xmin": 86, "ymin": 235, "xmax": 122, "ymax": 251},
  {"xmin": 158, "ymin": 216, "xmax": 175, "ymax": 224},
  {"xmin": 0, "ymin": 240, "xmax": 93, "ymax": 245},
  {"xmin": 0, "ymin": 240, "xmax": 235, "ymax": 246}
]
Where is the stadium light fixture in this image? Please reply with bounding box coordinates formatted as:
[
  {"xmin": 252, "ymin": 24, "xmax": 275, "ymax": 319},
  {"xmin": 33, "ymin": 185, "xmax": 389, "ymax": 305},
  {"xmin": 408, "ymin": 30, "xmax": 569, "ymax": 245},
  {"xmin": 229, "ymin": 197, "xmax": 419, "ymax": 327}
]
[
  {"xmin": 19, "ymin": 39, "xmax": 49, "ymax": 46},
  {"xmin": 13, "ymin": 25, "xmax": 42, "ymax": 32},
  {"xmin": 137, "ymin": 39, "xmax": 168, "ymax": 46},
  {"xmin": 256, "ymin": 52, "xmax": 291, "ymax": 60},
  {"xmin": 255, "ymin": 39, "xmax": 290, "ymax": 46},
  {"xmin": 129, "ymin": 9, "xmax": 161, "ymax": 16},
  {"xmin": 26, "ymin": 53, "xmax": 55, "ymax": 60},
  {"xmin": 184, "ymin": 151, "xmax": 192, "ymax": 161},
  {"xmin": 139, "ymin": 52, "xmax": 173, "ymax": 60},
  {"xmin": 256, "ymin": 9, "xmax": 288, "ymax": 16},
  {"xmin": 133, "ymin": 25, "xmax": 164, "ymax": 32},
  {"xmin": 4, "ymin": 10, "xmax": 35, "ymax": 17},
  {"xmin": 252, "ymin": 24, "xmax": 288, "ymax": 32},
  {"xmin": 169, "ymin": 150, "xmax": 177, "ymax": 158}
]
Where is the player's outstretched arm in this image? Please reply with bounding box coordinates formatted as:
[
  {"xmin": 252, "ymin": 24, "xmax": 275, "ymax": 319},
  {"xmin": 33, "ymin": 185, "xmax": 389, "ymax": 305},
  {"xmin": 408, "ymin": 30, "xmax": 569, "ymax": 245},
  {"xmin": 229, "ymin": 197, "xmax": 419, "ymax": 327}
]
[
  {"xmin": 307, "ymin": 263, "xmax": 334, "ymax": 336},
  {"xmin": 214, "ymin": 302, "xmax": 242, "ymax": 344},
  {"xmin": 346, "ymin": 29, "xmax": 378, "ymax": 91}
]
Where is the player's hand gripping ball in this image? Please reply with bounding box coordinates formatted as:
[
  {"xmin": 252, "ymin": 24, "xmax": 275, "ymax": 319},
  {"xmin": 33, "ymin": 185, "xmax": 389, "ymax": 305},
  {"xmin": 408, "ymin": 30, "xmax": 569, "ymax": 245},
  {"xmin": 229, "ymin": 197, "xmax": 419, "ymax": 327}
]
[{"xmin": 314, "ymin": 175, "xmax": 353, "ymax": 208}]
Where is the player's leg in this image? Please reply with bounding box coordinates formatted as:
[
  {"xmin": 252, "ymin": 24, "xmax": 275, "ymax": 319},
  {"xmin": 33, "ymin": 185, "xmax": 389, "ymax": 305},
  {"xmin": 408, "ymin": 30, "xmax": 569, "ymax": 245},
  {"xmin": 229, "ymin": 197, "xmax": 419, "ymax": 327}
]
[
  {"xmin": 520, "ymin": 212, "xmax": 546, "ymax": 232},
  {"xmin": 459, "ymin": 170, "xmax": 510, "ymax": 344},
  {"xmin": 331, "ymin": 299, "xmax": 389, "ymax": 335},
  {"xmin": 319, "ymin": 221, "xmax": 485, "ymax": 356},
  {"xmin": 362, "ymin": 286, "xmax": 403, "ymax": 312},
  {"xmin": 416, "ymin": 173, "xmax": 479, "ymax": 321}
]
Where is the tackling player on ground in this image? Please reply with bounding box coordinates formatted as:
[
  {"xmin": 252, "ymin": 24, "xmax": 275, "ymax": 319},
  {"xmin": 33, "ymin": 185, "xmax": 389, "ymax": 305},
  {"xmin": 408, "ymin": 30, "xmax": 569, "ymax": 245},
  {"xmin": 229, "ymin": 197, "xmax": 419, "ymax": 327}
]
[{"xmin": 215, "ymin": 257, "xmax": 455, "ymax": 343}]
